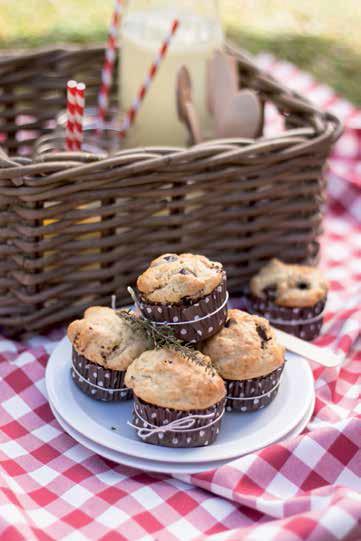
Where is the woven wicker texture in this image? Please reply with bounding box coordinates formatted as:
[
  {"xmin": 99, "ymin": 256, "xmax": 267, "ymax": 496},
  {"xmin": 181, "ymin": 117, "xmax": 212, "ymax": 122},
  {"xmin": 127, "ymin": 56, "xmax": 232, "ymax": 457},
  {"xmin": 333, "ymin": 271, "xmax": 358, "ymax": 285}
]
[{"xmin": 0, "ymin": 45, "xmax": 342, "ymax": 334}]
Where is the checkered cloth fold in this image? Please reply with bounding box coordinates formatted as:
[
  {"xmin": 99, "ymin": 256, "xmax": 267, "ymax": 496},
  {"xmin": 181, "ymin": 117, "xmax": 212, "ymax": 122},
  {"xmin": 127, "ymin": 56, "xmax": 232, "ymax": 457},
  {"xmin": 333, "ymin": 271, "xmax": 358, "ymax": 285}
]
[{"xmin": 0, "ymin": 55, "xmax": 360, "ymax": 541}]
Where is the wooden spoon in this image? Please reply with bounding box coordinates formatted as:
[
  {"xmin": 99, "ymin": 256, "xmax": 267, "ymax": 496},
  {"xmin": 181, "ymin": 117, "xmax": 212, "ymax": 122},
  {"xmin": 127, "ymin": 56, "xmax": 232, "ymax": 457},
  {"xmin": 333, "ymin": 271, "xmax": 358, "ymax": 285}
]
[{"xmin": 176, "ymin": 65, "xmax": 202, "ymax": 145}]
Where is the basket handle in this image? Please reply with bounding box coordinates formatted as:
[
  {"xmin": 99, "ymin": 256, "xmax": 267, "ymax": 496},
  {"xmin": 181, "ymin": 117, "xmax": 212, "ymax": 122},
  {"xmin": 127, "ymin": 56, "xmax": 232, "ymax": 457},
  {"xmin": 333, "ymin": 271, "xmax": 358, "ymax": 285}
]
[
  {"xmin": 0, "ymin": 145, "xmax": 21, "ymax": 167},
  {"xmin": 0, "ymin": 145, "xmax": 32, "ymax": 186},
  {"xmin": 226, "ymin": 42, "xmax": 343, "ymax": 144}
]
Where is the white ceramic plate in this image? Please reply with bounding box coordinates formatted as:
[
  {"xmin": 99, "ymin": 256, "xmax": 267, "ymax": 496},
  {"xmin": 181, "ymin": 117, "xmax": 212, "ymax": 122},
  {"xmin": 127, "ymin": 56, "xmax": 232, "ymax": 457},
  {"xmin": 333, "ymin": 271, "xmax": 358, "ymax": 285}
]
[
  {"xmin": 49, "ymin": 394, "xmax": 315, "ymax": 475},
  {"xmin": 45, "ymin": 336, "xmax": 315, "ymax": 464}
]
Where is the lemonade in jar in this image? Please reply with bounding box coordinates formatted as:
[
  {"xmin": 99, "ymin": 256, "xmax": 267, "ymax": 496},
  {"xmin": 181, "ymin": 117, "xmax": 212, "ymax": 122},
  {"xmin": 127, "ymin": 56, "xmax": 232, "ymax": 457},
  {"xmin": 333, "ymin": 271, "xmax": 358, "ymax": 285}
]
[{"xmin": 120, "ymin": 0, "xmax": 223, "ymax": 147}]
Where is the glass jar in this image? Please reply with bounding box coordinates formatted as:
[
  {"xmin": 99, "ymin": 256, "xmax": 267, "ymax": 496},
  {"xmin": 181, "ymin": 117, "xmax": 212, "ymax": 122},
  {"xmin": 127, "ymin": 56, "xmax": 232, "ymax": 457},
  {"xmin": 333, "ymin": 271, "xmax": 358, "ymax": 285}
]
[
  {"xmin": 34, "ymin": 108, "xmax": 124, "ymax": 156},
  {"xmin": 120, "ymin": 0, "xmax": 223, "ymax": 147}
]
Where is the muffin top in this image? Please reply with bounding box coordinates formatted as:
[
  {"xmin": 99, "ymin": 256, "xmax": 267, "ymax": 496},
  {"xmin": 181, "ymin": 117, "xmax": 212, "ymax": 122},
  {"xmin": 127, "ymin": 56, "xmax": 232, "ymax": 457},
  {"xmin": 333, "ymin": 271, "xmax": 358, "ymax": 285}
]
[
  {"xmin": 202, "ymin": 309, "xmax": 284, "ymax": 380},
  {"xmin": 125, "ymin": 348, "xmax": 226, "ymax": 410},
  {"xmin": 250, "ymin": 258, "xmax": 328, "ymax": 307},
  {"xmin": 67, "ymin": 307, "xmax": 151, "ymax": 370},
  {"xmin": 136, "ymin": 253, "xmax": 223, "ymax": 304}
]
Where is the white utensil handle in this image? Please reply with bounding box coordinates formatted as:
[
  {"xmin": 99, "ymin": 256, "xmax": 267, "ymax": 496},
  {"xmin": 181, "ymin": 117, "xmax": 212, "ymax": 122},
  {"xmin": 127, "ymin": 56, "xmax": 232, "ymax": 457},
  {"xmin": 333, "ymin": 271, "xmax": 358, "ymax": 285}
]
[{"xmin": 274, "ymin": 328, "xmax": 343, "ymax": 367}]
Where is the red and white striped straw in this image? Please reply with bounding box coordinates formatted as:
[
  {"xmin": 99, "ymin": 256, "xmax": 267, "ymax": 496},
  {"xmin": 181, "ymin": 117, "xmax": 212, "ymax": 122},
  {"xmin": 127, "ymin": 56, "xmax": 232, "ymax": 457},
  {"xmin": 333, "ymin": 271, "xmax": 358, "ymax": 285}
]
[
  {"xmin": 74, "ymin": 82, "xmax": 86, "ymax": 150},
  {"xmin": 66, "ymin": 80, "xmax": 86, "ymax": 151},
  {"xmin": 66, "ymin": 80, "xmax": 77, "ymax": 151},
  {"xmin": 97, "ymin": 0, "xmax": 124, "ymax": 129},
  {"xmin": 119, "ymin": 18, "xmax": 180, "ymax": 138}
]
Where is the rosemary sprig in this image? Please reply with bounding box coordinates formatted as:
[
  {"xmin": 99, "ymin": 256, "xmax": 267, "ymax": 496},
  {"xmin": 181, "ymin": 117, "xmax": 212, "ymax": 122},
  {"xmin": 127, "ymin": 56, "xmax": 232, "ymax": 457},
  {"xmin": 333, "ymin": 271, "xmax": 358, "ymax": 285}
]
[{"xmin": 116, "ymin": 309, "xmax": 215, "ymax": 375}]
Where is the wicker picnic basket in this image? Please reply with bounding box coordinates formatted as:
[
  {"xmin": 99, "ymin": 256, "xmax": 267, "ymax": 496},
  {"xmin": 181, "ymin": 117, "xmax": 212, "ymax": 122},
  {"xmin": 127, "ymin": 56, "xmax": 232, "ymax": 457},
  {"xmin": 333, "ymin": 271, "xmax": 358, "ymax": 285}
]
[{"xmin": 0, "ymin": 44, "xmax": 342, "ymax": 335}]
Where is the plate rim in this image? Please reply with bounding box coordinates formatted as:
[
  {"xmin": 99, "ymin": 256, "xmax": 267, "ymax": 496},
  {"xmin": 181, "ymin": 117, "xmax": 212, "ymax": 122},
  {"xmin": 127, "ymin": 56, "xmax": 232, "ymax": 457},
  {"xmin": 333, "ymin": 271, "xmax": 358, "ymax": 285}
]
[
  {"xmin": 45, "ymin": 336, "xmax": 315, "ymax": 464},
  {"xmin": 49, "ymin": 394, "xmax": 315, "ymax": 475}
]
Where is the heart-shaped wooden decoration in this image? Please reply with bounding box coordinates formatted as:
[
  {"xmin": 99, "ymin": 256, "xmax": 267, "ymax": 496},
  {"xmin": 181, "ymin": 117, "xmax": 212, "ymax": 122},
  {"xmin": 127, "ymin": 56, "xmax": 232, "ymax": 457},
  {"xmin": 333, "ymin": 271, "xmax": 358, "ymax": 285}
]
[
  {"xmin": 207, "ymin": 49, "xmax": 263, "ymax": 139},
  {"xmin": 215, "ymin": 89, "xmax": 263, "ymax": 139}
]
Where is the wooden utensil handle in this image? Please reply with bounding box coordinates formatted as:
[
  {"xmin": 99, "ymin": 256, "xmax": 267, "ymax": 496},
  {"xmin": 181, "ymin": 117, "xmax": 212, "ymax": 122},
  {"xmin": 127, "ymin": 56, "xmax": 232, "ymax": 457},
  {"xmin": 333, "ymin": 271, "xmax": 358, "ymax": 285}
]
[{"xmin": 185, "ymin": 101, "xmax": 202, "ymax": 144}]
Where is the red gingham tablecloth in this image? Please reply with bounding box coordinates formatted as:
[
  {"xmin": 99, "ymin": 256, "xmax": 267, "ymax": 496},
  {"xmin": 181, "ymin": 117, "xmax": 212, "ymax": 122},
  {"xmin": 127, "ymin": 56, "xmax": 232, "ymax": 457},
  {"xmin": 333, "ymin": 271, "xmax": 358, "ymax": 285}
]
[{"xmin": 0, "ymin": 56, "xmax": 360, "ymax": 541}]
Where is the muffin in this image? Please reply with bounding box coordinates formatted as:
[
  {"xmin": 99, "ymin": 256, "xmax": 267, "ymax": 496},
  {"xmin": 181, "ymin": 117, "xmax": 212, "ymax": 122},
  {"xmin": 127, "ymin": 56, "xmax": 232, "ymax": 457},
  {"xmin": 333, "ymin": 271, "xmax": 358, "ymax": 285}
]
[
  {"xmin": 246, "ymin": 259, "xmax": 328, "ymax": 340},
  {"xmin": 125, "ymin": 348, "xmax": 226, "ymax": 447},
  {"xmin": 67, "ymin": 307, "xmax": 150, "ymax": 401},
  {"xmin": 134, "ymin": 253, "xmax": 228, "ymax": 343},
  {"xmin": 202, "ymin": 309, "xmax": 285, "ymax": 412}
]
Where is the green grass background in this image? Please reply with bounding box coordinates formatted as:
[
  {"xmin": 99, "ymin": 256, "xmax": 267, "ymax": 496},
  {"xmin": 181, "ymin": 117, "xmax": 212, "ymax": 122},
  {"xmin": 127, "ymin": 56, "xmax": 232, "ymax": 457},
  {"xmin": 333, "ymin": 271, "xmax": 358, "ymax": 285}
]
[{"xmin": 0, "ymin": 0, "xmax": 360, "ymax": 105}]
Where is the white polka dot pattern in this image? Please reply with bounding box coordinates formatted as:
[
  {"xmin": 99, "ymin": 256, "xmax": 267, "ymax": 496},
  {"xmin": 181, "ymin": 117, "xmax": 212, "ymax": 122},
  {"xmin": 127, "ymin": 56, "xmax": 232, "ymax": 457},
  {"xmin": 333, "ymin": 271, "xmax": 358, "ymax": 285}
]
[
  {"xmin": 136, "ymin": 274, "xmax": 228, "ymax": 343},
  {"xmin": 71, "ymin": 350, "xmax": 133, "ymax": 402},
  {"xmin": 130, "ymin": 396, "xmax": 225, "ymax": 448},
  {"xmin": 225, "ymin": 365, "xmax": 284, "ymax": 412}
]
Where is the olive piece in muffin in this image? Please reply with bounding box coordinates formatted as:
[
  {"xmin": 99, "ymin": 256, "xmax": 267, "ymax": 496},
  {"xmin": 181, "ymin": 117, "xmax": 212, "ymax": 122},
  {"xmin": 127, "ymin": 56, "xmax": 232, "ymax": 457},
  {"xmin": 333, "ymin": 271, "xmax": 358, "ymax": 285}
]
[
  {"xmin": 135, "ymin": 253, "xmax": 228, "ymax": 343},
  {"xmin": 125, "ymin": 348, "xmax": 226, "ymax": 447},
  {"xmin": 68, "ymin": 307, "xmax": 151, "ymax": 401},
  {"xmin": 202, "ymin": 309, "xmax": 285, "ymax": 412},
  {"xmin": 246, "ymin": 258, "xmax": 328, "ymax": 340}
]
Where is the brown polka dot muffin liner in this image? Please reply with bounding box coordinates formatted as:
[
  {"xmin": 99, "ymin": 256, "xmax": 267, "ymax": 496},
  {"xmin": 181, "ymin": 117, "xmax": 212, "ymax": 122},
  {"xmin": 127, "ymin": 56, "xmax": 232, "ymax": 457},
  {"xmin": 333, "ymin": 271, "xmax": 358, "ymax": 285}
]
[
  {"xmin": 129, "ymin": 396, "xmax": 226, "ymax": 448},
  {"xmin": 71, "ymin": 349, "xmax": 133, "ymax": 402},
  {"xmin": 244, "ymin": 293, "xmax": 327, "ymax": 341},
  {"xmin": 134, "ymin": 272, "xmax": 228, "ymax": 343},
  {"xmin": 225, "ymin": 364, "xmax": 285, "ymax": 412}
]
